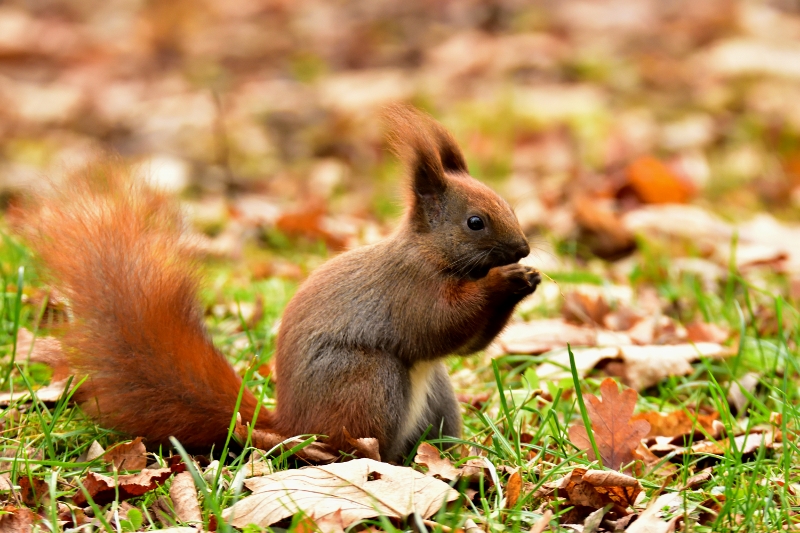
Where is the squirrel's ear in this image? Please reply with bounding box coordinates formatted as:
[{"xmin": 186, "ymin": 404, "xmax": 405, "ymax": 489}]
[
  {"xmin": 425, "ymin": 119, "xmax": 468, "ymax": 174},
  {"xmin": 384, "ymin": 105, "xmax": 448, "ymax": 227}
]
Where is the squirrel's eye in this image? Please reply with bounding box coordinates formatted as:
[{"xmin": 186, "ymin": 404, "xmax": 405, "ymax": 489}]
[{"xmin": 467, "ymin": 216, "xmax": 484, "ymax": 231}]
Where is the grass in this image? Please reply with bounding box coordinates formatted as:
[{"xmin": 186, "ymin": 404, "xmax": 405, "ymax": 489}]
[{"xmin": 0, "ymin": 222, "xmax": 798, "ymax": 533}]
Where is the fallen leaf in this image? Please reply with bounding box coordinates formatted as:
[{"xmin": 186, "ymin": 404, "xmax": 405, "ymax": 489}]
[
  {"xmin": 18, "ymin": 476, "xmax": 48, "ymax": 507},
  {"xmin": 15, "ymin": 328, "xmax": 68, "ymax": 380},
  {"xmin": 614, "ymin": 343, "xmax": 729, "ymax": 391},
  {"xmin": 562, "ymin": 291, "xmax": 611, "ymax": 326},
  {"xmin": 456, "ymin": 391, "xmax": 492, "ymax": 409},
  {"xmin": 463, "ymin": 517, "xmax": 483, "ymax": 533},
  {"xmin": 0, "ymin": 505, "xmax": 36, "ymax": 532},
  {"xmin": 342, "ymin": 428, "xmax": 381, "ymax": 461},
  {"xmin": 633, "ymin": 442, "xmax": 678, "ymax": 479},
  {"xmin": 625, "ymin": 492, "xmax": 681, "ymax": 533},
  {"xmin": 414, "ymin": 443, "xmax": 460, "ymax": 482},
  {"xmin": 727, "ymin": 373, "xmax": 759, "ymax": 414},
  {"xmin": 568, "ymin": 379, "xmax": 651, "ymax": 471},
  {"xmin": 537, "ymin": 468, "xmax": 642, "ymax": 510},
  {"xmin": 169, "ymin": 472, "xmax": 202, "ymax": 526},
  {"xmin": 580, "ymin": 504, "xmax": 609, "ymax": 533},
  {"xmin": 309, "ymin": 508, "xmax": 346, "ymax": 533},
  {"xmin": 536, "ymin": 347, "xmax": 622, "ymax": 382},
  {"xmin": 72, "ymin": 467, "xmax": 176, "ymax": 506},
  {"xmin": 573, "ymin": 194, "xmax": 636, "ymax": 259},
  {"xmin": 0, "ymin": 378, "xmax": 69, "ymax": 407},
  {"xmin": 632, "ymin": 410, "xmax": 720, "ymax": 439},
  {"xmin": 681, "ymin": 467, "xmax": 713, "ymax": 490},
  {"xmin": 529, "ymin": 509, "xmax": 553, "ymax": 533},
  {"xmin": 222, "ymin": 458, "xmax": 459, "ymax": 528},
  {"xmin": 82, "ymin": 441, "xmax": 106, "ymax": 463},
  {"xmin": 626, "ymin": 156, "xmax": 694, "ymax": 204},
  {"xmin": 491, "ymin": 319, "xmax": 599, "ymax": 355},
  {"xmin": 505, "ymin": 470, "xmax": 522, "ymax": 508},
  {"xmin": 685, "ymin": 322, "xmax": 729, "ymax": 344},
  {"xmin": 237, "ymin": 424, "xmax": 338, "ymax": 464},
  {"xmin": 276, "ymin": 203, "xmax": 348, "ymax": 251},
  {"xmin": 104, "ymin": 437, "xmax": 148, "ymax": 471}
]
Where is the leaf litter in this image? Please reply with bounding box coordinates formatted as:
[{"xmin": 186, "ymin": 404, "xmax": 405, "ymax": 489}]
[{"xmin": 1, "ymin": 0, "xmax": 800, "ymax": 531}]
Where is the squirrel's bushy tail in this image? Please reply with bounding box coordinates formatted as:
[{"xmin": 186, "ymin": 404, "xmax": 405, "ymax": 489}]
[{"xmin": 23, "ymin": 164, "xmax": 264, "ymax": 447}]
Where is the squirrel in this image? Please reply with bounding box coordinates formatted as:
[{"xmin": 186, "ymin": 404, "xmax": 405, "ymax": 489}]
[{"xmin": 22, "ymin": 105, "xmax": 540, "ymax": 463}]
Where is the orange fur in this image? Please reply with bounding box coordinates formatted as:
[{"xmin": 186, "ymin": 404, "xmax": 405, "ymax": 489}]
[{"xmin": 23, "ymin": 164, "xmax": 268, "ymax": 448}]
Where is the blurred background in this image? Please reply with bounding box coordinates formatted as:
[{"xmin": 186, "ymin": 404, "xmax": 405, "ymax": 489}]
[{"xmin": 2, "ymin": 0, "xmax": 800, "ymax": 283}]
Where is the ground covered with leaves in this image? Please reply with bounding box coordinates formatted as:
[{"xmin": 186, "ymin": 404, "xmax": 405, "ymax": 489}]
[{"xmin": 1, "ymin": 0, "xmax": 800, "ymax": 531}]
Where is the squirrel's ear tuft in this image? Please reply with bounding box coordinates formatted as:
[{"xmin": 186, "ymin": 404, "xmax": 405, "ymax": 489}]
[
  {"xmin": 424, "ymin": 118, "xmax": 468, "ymax": 174},
  {"xmin": 384, "ymin": 104, "xmax": 448, "ymax": 227}
]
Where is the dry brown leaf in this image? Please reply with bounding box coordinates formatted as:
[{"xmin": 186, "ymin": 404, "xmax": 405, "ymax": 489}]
[
  {"xmin": 727, "ymin": 373, "xmax": 759, "ymax": 414},
  {"xmin": 237, "ymin": 423, "xmax": 338, "ymax": 464},
  {"xmin": 456, "ymin": 391, "xmax": 492, "ymax": 409},
  {"xmin": 83, "ymin": 441, "xmax": 106, "ymax": 463},
  {"xmin": 15, "ymin": 328, "xmax": 68, "ymax": 380},
  {"xmin": 222, "ymin": 458, "xmax": 459, "ymax": 528},
  {"xmin": 529, "ymin": 509, "xmax": 553, "ymax": 533},
  {"xmin": 491, "ymin": 319, "xmax": 599, "ymax": 355},
  {"xmin": 681, "ymin": 467, "xmax": 713, "ymax": 490},
  {"xmin": 574, "ymin": 194, "xmax": 636, "ymax": 259},
  {"xmin": 0, "ymin": 379, "xmax": 69, "ymax": 407},
  {"xmin": 169, "ymin": 472, "xmax": 202, "ymax": 526},
  {"xmin": 580, "ymin": 505, "xmax": 609, "ymax": 533},
  {"xmin": 538, "ymin": 468, "xmax": 642, "ymax": 510},
  {"xmin": 536, "ymin": 346, "xmax": 622, "ymax": 382},
  {"xmin": 104, "ymin": 437, "xmax": 148, "ymax": 471},
  {"xmin": 689, "ymin": 431, "xmax": 774, "ymax": 457},
  {"xmin": 633, "ymin": 442, "xmax": 678, "ymax": 479},
  {"xmin": 18, "ymin": 476, "xmax": 49, "ymax": 508},
  {"xmin": 632, "ymin": 410, "xmax": 720, "ymax": 439},
  {"xmin": 626, "ymin": 156, "xmax": 694, "ymax": 204},
  {"xmin": 568, "ymin": 379, "xmax": 651, "ymax": 471},
  {"xmin": 342, "ymin": 427, "xmax": 381, "ymax": 461},
  {"xmin": 276, "ymin": 204, "xmax": 347, "ymax": 251},
  {"xmin": 414, "ymin": 443, "xmax": 460, "ymax": 482},
  {"xmin": 505, "ymin": 470, "xmax": 522, "ymax": 508},
  {"xmin": 625, "ymin": 492, "xmax": 681, "ymax": 533},
  {"xmin": 309, "ymin": 508, "xmax": 346, "ymax": 533},
  {"xmin": 562, "ymin": 291, "xmax": 611, "ymax": 326},
  {"xmin": 0, "ymin": 505, "xmax": 36, "ymax": 532},
  {"xmin": 615, "ymin": 343, "xmax": 729, "ymax": 390},
  {"xmin": 72, "ymin": 467, "xmax": 176, "ymax": 506},
  {"xmin": 685, "ymin": 322, "xmax": 729, "ymax": 344}
]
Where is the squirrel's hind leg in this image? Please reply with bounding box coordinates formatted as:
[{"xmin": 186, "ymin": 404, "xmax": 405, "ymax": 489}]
[{"xmin": 276, "ymin": 346, "xmax": 409, "ymax": 461}]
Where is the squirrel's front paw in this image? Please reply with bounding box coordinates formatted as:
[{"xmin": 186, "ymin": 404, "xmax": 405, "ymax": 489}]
[{"xmin": 492, "ymin": 264, "xmax": 541, "ymax": 295}]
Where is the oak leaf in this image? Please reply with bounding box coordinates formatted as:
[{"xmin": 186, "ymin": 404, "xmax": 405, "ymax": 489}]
[
  {"xmin": 414, "ymin": 442, "xmax": 460, "ymax": 481},
  {"xmin": 222, "ymin": 458, "xmax": 459, "ymax": 529},
  {"xmin": 568, "ymin": 378, "xmax": 650, "ymax": 471}
]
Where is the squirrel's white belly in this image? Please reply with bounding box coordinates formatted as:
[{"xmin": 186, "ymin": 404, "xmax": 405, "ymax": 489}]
[{"xmin": 397, "ymin": 360, "xmax": 438, "ymax": 444}]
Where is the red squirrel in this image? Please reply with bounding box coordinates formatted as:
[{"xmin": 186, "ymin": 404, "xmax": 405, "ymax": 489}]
[{"xmin": 24, "ymin": 105, "xmax": 539, "ymax": 462}]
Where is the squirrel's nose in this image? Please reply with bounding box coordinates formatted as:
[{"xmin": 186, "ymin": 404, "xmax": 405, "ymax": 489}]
[{"xmin": 514, "ymin": 241, "xmax": 530, "ymax": 261}]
